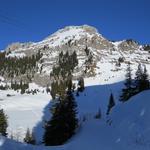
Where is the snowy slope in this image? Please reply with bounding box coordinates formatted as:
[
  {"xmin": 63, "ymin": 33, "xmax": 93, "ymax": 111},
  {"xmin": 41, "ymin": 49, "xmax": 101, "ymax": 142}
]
[
  {"xmin": 37, "ymin": 25, "xmax": 97, "ymax": 47},
  {"xmin": 65, "ymin": 90, "xmax": 150, "ymax": 150},
  {"xmin": 0, "ymin": 136, "xmax": 62, "ymax": 150},
  {"xmin": 1, "ymin": 25, "xmax": 150, "ymax": 150},
  {"xmin": 1, "ymin": 89, "xmax": 150, "ymax": 150},
  {"xmin": 0, "ymin": 61, "xmax": 124, "ymax": 142},
  {"xmin": 0, "ymin": 83, "xmax": 51, "ymax": 141},
  {"xmin": 0, "ymin": 56, "xmax": 150, "ymax": 149},
  {"xmin": 0, "ymin": 61, "xmax": 150, "ymax": 143}
]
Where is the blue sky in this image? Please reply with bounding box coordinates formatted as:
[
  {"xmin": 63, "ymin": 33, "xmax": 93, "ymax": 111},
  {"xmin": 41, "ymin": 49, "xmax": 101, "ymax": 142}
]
[{"xmin": 0, "ymin": 0, "xmax": 149, "ymax": 49}]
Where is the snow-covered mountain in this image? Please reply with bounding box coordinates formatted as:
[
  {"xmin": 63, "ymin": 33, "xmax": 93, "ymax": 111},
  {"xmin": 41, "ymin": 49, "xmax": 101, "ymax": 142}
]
[
  {"xmin": 1, "ymin": 25, "xmax": 150, "ymax": 150},
  {"xmin": 3, "ymin": 25, "xmax": 150, "ymax": 86}
]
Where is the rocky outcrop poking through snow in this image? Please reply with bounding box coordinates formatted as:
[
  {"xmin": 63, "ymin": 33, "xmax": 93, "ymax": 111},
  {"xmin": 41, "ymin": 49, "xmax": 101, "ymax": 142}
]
[{"xmin": 3, "ymin": 25, "xmax": 150, "ymax": 86}]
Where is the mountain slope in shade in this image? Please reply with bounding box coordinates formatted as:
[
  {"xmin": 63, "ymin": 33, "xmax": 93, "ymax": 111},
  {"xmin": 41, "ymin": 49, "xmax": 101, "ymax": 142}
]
[{"xmin": 1, "ymin": 89, "xmax": 150, "ymax": 150}]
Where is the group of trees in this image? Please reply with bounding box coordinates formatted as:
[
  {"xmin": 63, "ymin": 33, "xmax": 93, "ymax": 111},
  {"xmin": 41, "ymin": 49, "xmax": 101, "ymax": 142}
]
[
  {"xmin": 0, "ymin": 51, "xmax": 42, "ymax": 79},
  {"xmin": 1, "ymin": 47, "xmax": 150, "ymax": 146},
  {"xmin": 120, "ymin": 63, "xmax": 150, "ymax": 102},
  {"xmin": 50, "ymin": 75, "xmax": 73, "ymax": 100},
  {"xmin": 43, "ymin": 51, "xmax": 80, "ymax": 146},
  {"xmin": 0, "ymin": 50, "xmax": 80, "ymax": 146},
  {"xmin": 44, "ymin": 76, "xmax": 79, "ymax": 145},
  {"xmin": 50, "ymin": 51, "xmax": 78, "ymax": 79},
  {"xmin": 3, "ymin": 48, "xmax": 150, "ymax": 146},
  {"xmin": 50, "ymin": 51, "xmax": 78, "ymax": 100},
  {"xmin": 11, "ymin": 80, "xmax": 29, "ymax": 94},
  {"xmin": 0, "ymin": 85, "xmax": 8, "ymax": 90},
  {"xmin": 24, "ymin": 128, "xmax": 35, "ymax": 144},
  {"xmin": 0, "ymin": 79, "xmax": 29, "ymax": 94}
]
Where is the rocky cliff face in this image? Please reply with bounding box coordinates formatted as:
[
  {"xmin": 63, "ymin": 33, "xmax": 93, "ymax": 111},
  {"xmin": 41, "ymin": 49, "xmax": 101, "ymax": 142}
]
[{"xmin": 3, "ymin": 25, "xmax": 150, "ymax": 86}]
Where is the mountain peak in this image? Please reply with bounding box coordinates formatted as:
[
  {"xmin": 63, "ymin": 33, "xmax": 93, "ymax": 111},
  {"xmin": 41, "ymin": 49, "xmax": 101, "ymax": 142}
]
[
  {"xmin": 50, "ymin": 25, "xmax": 99, "ymax": 36},
  {"xmin": 41, "ymin": 25, "xmax": 101, "ymax": 47},
  {"xmin": 4, "ymin": 25, "xmax": 150, "ymax": 84}
]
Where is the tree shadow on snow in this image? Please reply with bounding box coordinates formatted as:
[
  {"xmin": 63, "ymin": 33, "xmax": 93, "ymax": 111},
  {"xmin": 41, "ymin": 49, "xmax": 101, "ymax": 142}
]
[
  {"xmin": 33, "ymin": 97, "xmax": 54, "ymax": 144},
  {"xmin": 33, "ymin": 80, "xmax": 125, "ymax": 144}
]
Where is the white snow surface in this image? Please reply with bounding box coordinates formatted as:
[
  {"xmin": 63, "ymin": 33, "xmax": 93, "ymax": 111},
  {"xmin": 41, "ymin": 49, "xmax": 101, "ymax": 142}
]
[
  {"xmin": 1, "ymin": 87, "xmax": 150, "ymax": 150},
  {"xmin": 37, "ymin": 25, "xmax": 96, "ymax": 48},
  {"xmin": 6, "ymin": 52, "xmax": 26, "ymax": 58},
  {"xmin": 112, "ymin": 40, "xmax": 124, "ymax": 49},
  {"xmin": 0, "ymin": 76, "xmax": 4, "ymax": 82},
  {"xmin": 0, "ymin": 83, "xmax": 51, "ymax": 142},
  {"xmin": 1, "ymin": 61, "xmax": 150, "ymax": 149}
]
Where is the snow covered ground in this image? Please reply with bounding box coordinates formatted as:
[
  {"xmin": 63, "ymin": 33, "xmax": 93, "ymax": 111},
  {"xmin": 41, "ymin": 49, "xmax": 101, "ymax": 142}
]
[
  {"xmin": 1, "ymin": 62, "xmax": 150, "ymax": 149},
  {"xmin": 65, "ymin": 89, "xmax": 150, "ymax": 150},
  {"xmin": 1, "ymin": 87, "xmax": 150, "ymax": 150},
  {"xmin": 0, "ymin": 84, "xmax": 51, "ymax": 141}
]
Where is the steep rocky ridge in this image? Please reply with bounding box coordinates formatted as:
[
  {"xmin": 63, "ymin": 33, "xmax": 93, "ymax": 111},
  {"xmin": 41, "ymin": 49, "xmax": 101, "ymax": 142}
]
[{"xmin": 2, "ymin": 25, "xmax": 150, "ymax": 86}]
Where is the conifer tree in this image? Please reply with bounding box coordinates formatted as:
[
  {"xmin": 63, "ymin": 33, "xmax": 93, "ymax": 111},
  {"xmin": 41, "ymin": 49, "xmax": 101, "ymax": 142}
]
[
  {"xmin": 43, "ymin": 101, "xmax": 65, "ymax": 145},
  {"xmin": 120, "ymin": 63, "xmax": 134, "ymax": 101},
  {"xmin": 139, "ymin": 65, "xmax": 149, "ymax": 91},
  {"xmin": 0, "ymin": 109, "xmax": 8, "ymax": 136},
  {"xmin": 24, "ymin": 128, "xmax": 35, "ymax": 144},
  {"xmin": 65, "ymin": 91, "xmax": 78, "ymax": 136},
  {"xmin": 77, "ymin": 77, "xmax": 85, "ymax": 92},
  {"xmin": 124, "ymin": 63, "xmax": 132, "ymax": 90},
  {"xmin": 120, "ymin": 63, "xmax": 150, "ymax": 102},
  {"xmin": 134, "ymin": 64, "xmax": 149, "ymax": 92},
  {"xmin": 135, "ymin": 63, "xmax": 143, "ymax": 92},
  {"xmin": 43, "ymin": 91, "xmax": 78, "ymax": 146},
  {"xmin": 50, "ymin": 81, "xmax": 58, "ymax": 100},
  {"xmin": 72, "ymin": 51, "xmax": 78, "ymax": 66},
  {"xmin": 107, "ymin": 93, "xmax": 115, "ymax": 115}
]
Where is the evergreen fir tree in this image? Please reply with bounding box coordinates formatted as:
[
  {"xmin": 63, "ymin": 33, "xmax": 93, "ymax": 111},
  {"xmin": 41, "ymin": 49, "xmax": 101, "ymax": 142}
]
[
  {"xmin": 135, "ymin": 63, "xmax": 143, "ymax": 92},
  {"xmin": 77, "ymin": 77, "xmax": 85, "ymax": 92},
  {"xmin": 24, "ymin": 128, "xmax": 31, "ymax": 143},
  {"xmin": 43, "ymin": 101, "xmax": 65, "ymax": 145},
  {"xmin": 124, "ymin": 63, "xmax": 132, "ymax": 90},
  {"xmin": 24, "ymin": 128, "xmax": 36, "ymax": 144},
  {"xmin": 140, "ymin": 65, "xmax": 149, "ymax": 91},
  {"xmin": 50, "ymin": 81, "xmax": 57, "ymax": 100},
  {"xmin": 134, "ymin": 64, "xmax": 149, "ymax": 92},
  {"xmin": 0, "ymin": 109, "xmax": 8, "ymax": 136},
  {"xmin": 66, "ymin": 74, "xmax": 73, "ymax": 92},
  {"xmin": 120, "ymin": 63, "xmax": 150, "ymax": 102},
  {"xmin": 72, "ymin": 51, "xmax": 78, "ymax": 66},
  {"xmin": 107, "ymin": 93, "xmax": 115, "ymax": 115},
  {"xmin": 120, "ymin": 63, "xmax": 134, "ymax": 101},
  {"xmin": 43, "ymin": 91, "xmax": 78, "ymax": 146},
  {"xmin": 65, "ymin": 91, "xmax": 78, "ymax": 136}
]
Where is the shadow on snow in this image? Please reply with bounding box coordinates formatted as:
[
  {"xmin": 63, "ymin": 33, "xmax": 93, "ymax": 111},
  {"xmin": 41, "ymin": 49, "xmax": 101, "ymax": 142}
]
[{"xmin": 33, "ymin": 80, "xmax": 124, "ymax": 144}]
